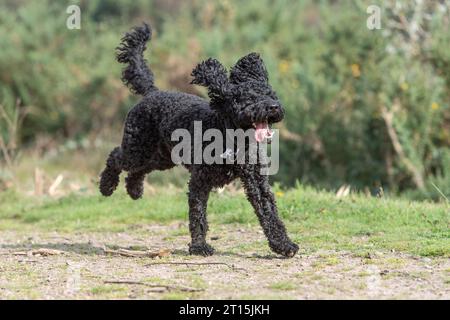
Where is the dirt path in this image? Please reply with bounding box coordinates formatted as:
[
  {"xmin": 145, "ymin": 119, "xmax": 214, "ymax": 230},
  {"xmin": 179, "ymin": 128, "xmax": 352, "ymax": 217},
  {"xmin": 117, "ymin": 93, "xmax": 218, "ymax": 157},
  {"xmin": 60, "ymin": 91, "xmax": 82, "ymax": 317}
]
[{"xmin": 0, "ymin": 223, "xmax": 449, "ymax": 299}]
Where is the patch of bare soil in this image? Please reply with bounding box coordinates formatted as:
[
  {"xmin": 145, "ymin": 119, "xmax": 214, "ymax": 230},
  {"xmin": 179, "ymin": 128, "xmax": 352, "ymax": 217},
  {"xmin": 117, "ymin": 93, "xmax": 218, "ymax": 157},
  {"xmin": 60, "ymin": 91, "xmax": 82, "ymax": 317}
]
[{"xmin": 0, "ymin": 224, "xmax": 449, "ymax": 299}]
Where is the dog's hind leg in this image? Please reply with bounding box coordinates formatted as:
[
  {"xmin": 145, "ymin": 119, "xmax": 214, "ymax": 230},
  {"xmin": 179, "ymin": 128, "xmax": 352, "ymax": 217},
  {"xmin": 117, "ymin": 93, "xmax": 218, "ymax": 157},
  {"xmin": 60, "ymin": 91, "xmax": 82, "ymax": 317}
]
[
  {"xmin": 99, "ymin": 147, "xmax": 122, "ymax": 196},
  {"xmin": 125, "ymin": 168, "xmax": 149, "ymax": 200}
]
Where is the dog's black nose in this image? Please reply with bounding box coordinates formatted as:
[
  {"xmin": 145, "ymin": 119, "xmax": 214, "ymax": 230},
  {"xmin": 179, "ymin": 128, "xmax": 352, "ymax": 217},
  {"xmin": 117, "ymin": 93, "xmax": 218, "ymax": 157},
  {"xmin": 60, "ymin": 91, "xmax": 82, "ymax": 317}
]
[{"xmin": 268, "ymin": 104, "xmax": 281, "ymax": 113}]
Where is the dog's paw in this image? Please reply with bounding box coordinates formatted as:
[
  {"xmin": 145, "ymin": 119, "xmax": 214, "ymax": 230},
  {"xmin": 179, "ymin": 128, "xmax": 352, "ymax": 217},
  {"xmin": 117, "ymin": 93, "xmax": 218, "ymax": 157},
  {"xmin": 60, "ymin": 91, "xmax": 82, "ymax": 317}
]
[
  {"xmin": 126, "ymin": 183, "xmax": 144, "ymax": 200},
  {"xmin": 127, "ymin": 188, "xmax": 143, "ymax": 200},
  {"xmin": 270, "ymin": 241, "xmax": 299, "ymax": 258},
  {"xmin": 189, "ymin": 243, "xmax": 215, "ymax": 256}
]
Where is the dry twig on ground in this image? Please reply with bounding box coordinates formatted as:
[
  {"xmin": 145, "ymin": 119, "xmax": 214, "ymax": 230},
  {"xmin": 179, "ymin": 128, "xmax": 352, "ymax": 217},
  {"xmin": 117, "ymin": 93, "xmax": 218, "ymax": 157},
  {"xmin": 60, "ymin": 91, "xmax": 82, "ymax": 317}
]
[
  {"xmin": 103, "ymin": 280, "xmax": 204, "ymax": 292},
  {"xmin": 103, "ymin": 247, "xmax": 171, "ymax": 258}
]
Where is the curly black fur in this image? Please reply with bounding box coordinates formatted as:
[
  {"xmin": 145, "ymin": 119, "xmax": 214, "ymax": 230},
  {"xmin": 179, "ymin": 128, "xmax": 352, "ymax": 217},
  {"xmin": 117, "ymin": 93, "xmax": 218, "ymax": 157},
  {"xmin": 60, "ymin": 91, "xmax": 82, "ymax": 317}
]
[
  {"xmin": 99, "ymin": 23, "xmax": 299, "ymax": 258},
  {"xmin": 116, "ymin": 23, "xmax": 157, "ymax": 95}
]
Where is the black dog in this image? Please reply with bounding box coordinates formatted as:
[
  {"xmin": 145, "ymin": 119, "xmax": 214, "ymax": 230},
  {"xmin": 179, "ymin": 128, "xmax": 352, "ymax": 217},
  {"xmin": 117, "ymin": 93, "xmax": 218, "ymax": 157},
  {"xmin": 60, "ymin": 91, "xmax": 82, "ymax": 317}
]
[{"xmin": 99, "ymin": 24, "xmax": 298, "ymax": 257}]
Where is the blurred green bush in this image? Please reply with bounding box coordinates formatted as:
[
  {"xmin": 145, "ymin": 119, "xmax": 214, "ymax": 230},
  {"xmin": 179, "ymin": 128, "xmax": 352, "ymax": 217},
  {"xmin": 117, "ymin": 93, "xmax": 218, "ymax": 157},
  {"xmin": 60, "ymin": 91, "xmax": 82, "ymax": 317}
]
[{"xmin": 0, "ymin": 0, "xmax": 449, "ymax": 200}]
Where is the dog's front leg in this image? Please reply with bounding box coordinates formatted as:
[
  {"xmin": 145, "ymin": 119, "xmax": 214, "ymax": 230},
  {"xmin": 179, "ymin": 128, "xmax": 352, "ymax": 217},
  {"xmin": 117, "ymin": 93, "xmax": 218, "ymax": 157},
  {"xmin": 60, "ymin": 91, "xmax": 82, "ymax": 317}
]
[
  {"xmin": 187, "ymin": 170, "xmax": 215, "ymax": 256},
  {"xmin": 239, "ymin": 167, "xmax": 299, "ymax": 257}
]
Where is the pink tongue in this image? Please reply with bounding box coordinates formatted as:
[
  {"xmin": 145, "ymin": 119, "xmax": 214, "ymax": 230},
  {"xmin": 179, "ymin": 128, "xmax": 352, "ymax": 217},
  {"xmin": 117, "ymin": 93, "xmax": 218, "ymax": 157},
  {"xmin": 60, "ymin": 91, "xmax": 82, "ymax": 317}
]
[{"xmin": 254, "ymin": 123, "xmax": 272, "ymax": 142}]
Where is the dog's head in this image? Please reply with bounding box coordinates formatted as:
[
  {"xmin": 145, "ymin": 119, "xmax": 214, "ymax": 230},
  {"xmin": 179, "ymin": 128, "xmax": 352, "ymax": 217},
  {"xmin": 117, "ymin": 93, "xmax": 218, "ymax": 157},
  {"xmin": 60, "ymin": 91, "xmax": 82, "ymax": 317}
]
[{"xmin": 191, "ymin": 53, "xmax": 284, "ymax": 142}]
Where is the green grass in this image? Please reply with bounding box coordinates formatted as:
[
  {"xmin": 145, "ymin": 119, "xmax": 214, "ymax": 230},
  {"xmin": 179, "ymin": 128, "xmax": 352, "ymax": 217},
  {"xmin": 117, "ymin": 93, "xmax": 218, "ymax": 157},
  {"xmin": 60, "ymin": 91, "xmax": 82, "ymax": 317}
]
[
  {"xmin": 269, "ymin": 281, "xmax": 297, "ymax": 291},
  {"xmin": 0, "ymin": 185, "xmax": 449, "ymax": 257}
]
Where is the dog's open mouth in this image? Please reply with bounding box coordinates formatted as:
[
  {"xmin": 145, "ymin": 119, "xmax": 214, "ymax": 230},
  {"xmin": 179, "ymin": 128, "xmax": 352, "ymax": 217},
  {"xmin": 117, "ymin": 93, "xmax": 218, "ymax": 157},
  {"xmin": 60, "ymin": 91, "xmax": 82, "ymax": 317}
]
[{"xmin": 253, "ymin": 121, "xmax": 274, "ymax": 142}]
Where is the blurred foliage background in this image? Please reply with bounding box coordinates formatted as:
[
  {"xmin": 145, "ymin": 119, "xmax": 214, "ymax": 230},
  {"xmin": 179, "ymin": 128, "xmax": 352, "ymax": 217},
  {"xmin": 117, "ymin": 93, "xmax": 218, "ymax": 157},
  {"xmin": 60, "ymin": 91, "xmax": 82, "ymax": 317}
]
[{"xmin": 0, "ymin": 0, "xmax": 449, "ymax": 200}]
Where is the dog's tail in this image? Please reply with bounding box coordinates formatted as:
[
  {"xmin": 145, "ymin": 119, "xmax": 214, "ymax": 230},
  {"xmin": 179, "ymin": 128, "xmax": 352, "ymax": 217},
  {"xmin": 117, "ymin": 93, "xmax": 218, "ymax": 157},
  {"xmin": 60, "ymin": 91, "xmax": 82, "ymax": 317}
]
[{"xmin": 116, "ymin": 23, "xmax": 157, "ymax": 95}]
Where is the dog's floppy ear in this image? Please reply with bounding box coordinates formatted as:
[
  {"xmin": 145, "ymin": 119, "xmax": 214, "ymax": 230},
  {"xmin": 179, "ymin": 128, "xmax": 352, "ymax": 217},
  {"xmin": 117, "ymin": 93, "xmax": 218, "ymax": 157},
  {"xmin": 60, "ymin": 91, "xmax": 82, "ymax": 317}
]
[
  {"xmin": 230, "ymin": 52, "xmax": 269, "ymax": 84},
  {"xmin": 191, "ymin": 58, "xmax": 231, "ymax": 100}
]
